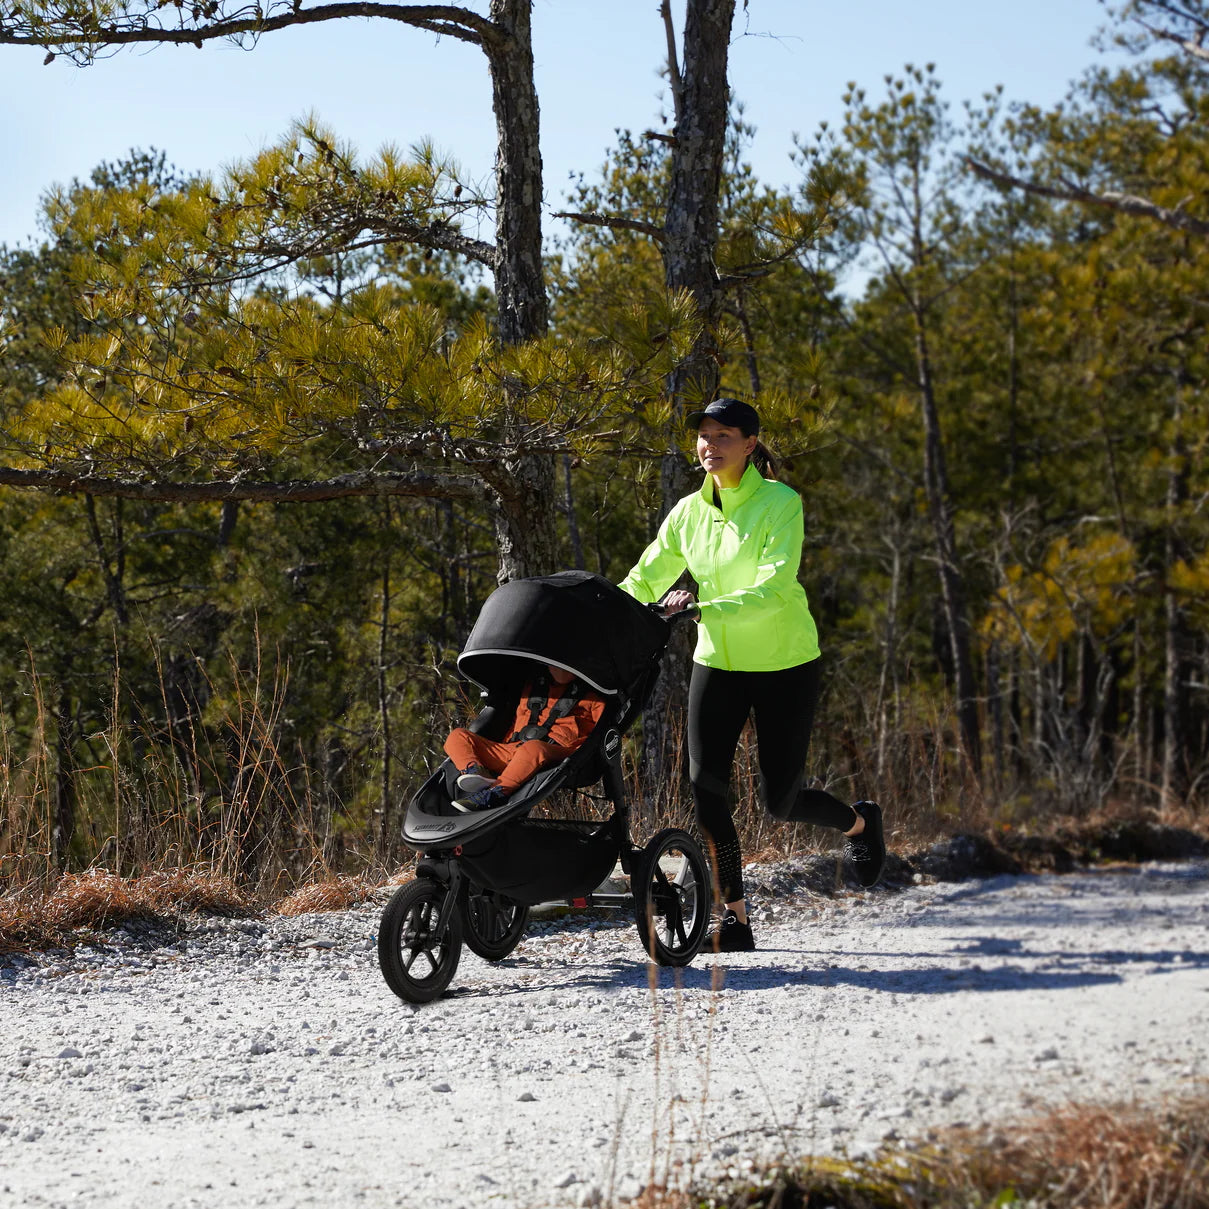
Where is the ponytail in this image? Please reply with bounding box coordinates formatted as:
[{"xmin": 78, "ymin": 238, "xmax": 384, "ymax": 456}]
[{"xmin": 749, "ymin": 440, "xmax": 779, "ymax": 479}]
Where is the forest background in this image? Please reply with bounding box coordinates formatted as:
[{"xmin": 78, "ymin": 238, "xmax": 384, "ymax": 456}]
[{"xmin": 1, "ymin": 0, "xmax": 1207, "ymax": 901}]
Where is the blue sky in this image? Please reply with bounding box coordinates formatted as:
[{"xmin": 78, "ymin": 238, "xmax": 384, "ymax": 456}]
[{"xmin": 0, "ymin": 0, "xmax": 1123, "ymax": 250}]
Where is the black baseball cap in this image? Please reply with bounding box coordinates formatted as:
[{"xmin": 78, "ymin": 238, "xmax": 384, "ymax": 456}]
[{"xmin": 685, "ymin": 397, "xmax": 760, "ymax": 436}]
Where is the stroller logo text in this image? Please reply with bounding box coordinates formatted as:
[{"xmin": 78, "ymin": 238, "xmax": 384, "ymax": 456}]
[
  {"xmin": 603, "ymin": 729, "xmax": 621, "ymax": 759},
  {"xmin": 413, "ymin": 821, "xmax": 459, "ymax": 834}
]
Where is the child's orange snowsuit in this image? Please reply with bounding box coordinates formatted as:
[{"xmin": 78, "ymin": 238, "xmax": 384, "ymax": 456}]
[{"xmin": 443, "ymin": 675, "xmax": 606, "ymax": 793}]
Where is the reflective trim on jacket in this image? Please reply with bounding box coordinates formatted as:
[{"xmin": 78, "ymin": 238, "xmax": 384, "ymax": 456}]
[{"xmin": 618, "ymin": 463, "xmax": 821, "ymax": 671}]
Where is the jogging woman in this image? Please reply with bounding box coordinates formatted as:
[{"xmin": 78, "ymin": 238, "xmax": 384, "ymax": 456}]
[{"xmin": 619, "ymin": 397, "xmax": 885, "ymax": 952}]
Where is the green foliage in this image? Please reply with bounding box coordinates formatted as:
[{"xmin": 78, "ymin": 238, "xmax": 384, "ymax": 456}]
[{"xmin": 7, "ymin": 0, "xmax": 1209, "ymax": 892}]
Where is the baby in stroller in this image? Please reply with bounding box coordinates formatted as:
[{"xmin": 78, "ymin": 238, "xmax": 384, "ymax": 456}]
[{"xmin": 444, "ymin": 663, "xmax": 606, "ymax": 812}]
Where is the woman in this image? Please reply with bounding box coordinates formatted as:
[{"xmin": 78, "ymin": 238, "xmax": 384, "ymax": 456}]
[{"xmin": 619, "ymin": 397, "xmax": 885, "ymax": 952}]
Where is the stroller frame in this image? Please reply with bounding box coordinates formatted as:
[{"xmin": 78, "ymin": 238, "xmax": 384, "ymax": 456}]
[{"xmin": 377, "ymin": 575, "xmax": 713, "ymax": 1004}]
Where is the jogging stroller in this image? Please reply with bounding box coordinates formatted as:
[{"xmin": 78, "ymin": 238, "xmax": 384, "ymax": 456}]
[{"xmin": 377, "ymin": 571, "xmax": 712, "ymax": 1004}]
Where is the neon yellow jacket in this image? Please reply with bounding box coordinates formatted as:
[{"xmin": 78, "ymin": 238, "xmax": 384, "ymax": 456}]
[{"xmin": 619, "ymin": 463, "xmax": 821, "ymax": 671}]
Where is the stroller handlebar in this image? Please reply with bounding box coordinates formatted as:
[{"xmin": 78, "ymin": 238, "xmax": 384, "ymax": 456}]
[{"xmin": 647, "ymin": 602, "xmax": 699, "ymax": 625}]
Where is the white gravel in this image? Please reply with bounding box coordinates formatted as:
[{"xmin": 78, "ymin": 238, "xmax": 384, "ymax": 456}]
[{"xmin": 3, "ymin": 859, "xmax": 1209, "ymax": 1208}]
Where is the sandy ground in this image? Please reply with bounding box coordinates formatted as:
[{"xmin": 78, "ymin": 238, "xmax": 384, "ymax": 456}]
[{"xmin": 2, "ymin": 859, "xmax": 1208, "ymax": 1209}]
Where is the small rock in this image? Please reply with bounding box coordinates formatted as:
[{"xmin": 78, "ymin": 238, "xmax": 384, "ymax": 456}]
[
  {"xmin": 518, "ymin": 1091, "xmax": 536, "ymax": 1102},
  {"xmin": 432, "ymin": 1082, "xmax": 452, "ymax": 1093},
  {"xmin": 57, "ymin": 1048, "xmax": 83, "ymax": 1060},
  {"xmin": 555, "ymin": 1172, "xmax": 579, "ymax": 1188},
  {"xmin": 1036, "ymin": 1046, "xmax": 1059, "ymax": 1062},
  {"xmin": 977, "ymin": 1034, "xmax": 995, "ymax": 1044},
  {"xmin": 818, "ymin": 1092, "xmax": 840, "ymax": 1108}
]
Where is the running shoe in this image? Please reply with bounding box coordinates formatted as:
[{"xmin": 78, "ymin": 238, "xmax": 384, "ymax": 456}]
[
  {"xmin": 707, "ymin": 909, "xmax": 755, "ymax": 952},
  {"xmin": 844, "ymin": 801, "xmax": 886, "ymax": 887},
  {"xmin": 456, "ymin": 767, "xmax": 498, "ymax": 793},
  {"xmin": 452, "ymin": 785, "xmax": 509, "ymax": 813}
]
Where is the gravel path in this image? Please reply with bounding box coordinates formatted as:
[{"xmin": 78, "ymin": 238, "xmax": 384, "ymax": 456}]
[{"xmin": 3, "ymin": 859, "xmax": 1209, "ymax": 1208}]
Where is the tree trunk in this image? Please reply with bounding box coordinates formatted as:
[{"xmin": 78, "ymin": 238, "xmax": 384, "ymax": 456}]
[
  {"xmin": 876, "ymin": 539, "xmax": 902, "ymax": 780},
  {"xmin": 486, "ymin": 0, "xmax": 547, "ymax": 348},
  {"xmin": 483, "ymin": 460, "xmax": 562, "ymax": 582},
  {"xmin": 1161, "ymin": 386, "xmax": 1188, "ymax": 810},
  {"xmin": 53, "ymin": 690, "xmax": 77, "ymax": 870},
  {"xmin": 643, "ymin": 0, "xmax": 737, "ymax": 787},
  {"xmin": 377, "ymin": 507, "xmax": 393, "ymax": 855},
  {"xmin": 662, "ymin": 0, "xmax": 735, "ymax": 412},
  {"xmin": 562, "ymin": 454, "xmax": 585, "ymax": 570},
  {"xmin": 482, "ymin": 0, "xmax": 559, "ymax": 580},
  {"xmin": 912, "ymin": 304, "xmax": 982, "ymax": 779}
]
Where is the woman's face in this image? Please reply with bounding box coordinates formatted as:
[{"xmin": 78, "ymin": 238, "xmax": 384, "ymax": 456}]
[{"xmin": 697, "ymin": 418, "xmax": 756, "ymax": 487}]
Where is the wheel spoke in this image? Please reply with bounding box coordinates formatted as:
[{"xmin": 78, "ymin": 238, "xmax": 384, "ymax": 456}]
[{"xmin": 672, "ymin": 908, "xmax": 688, "ymax": 946}]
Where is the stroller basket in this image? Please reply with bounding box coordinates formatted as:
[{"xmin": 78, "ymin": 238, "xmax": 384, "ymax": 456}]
[{"xmin": 459, "ymin": 817, "xmax": 622, "ymax": 906}]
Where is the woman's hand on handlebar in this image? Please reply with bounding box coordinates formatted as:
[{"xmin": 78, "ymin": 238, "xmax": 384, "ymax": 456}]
[{"xmin": 656, "ymin": 589, "xmax": 699, "ymax": 621}]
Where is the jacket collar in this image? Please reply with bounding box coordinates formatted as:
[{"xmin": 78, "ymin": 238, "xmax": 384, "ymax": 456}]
[{"xmin": 698, "ymin": 461, "xmax": 764, "ymax": 518}]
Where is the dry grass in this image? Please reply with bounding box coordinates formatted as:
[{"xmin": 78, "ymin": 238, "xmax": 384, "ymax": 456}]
[
  {"xmin": 0, "ymin": 866, "xmax": 252, "ymax": 953},
  {"xmin": 940, "ymin": 1098, "xmax": 1209, "ymax": 1209},
  {"xmin": 273, "ymin": 875, "xmax": 379, "ymax": 917},
  {"xmin": 635, "ymin": 1095, "xmax": 1209, "ymax": 1209},
  {"xmin": 0, "ymin": 865, "xmax": 389, "ymax": 953}
]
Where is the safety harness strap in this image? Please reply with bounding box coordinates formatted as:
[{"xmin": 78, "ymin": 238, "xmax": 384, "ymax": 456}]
[{"xmin": 511, "ymin": 671, "xmax": 583, "ymax": 743}]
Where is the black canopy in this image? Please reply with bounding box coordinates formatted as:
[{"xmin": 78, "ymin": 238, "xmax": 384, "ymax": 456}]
[{"xmin": 457, "ymin": 571, "xmax": 669, "ymax": 695}]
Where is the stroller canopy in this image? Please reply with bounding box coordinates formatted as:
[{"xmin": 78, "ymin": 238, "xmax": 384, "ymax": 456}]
[{"xmin": 457, "ymin": 571, "xmax": 669, "ymax": 696}]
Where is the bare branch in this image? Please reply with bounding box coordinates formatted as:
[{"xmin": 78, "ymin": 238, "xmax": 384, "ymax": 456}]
[
  {"xmin": 964, "ymin": 156, "xmax": 1209, "ymax": 238},
  {"xmin": 642, "ymin": 130, "xmax": 679, "ymax": 148},
  {"xmin": 0, "ymin": 466, "xmax": 489, "ymax": 505},
  {"xmin": 659, "ymin": 0, "xmax": 684, "ymax": 128},
  {"xmin": 1127, "ymin": 0, "xmax": 1209, "ymax": 62},
  {"xmin": 0, "ymin": 2, "xmax": 497, "ymax": 55},
  {"xmin": 552, "ymin": 210, "xmax": 666, "ymax": 242},
  {"xmin": 196, "ymin": 217, "xmax": 498, "ymax": 286},
  {"xmin": 716, "ymin": 242, "xmax": 817, "ymax": 290}
]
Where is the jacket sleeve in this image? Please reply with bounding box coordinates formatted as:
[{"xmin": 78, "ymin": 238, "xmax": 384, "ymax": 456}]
[
  {"xmin": 698, "ymin": 492, "xmax": 805, "ymax": 618},
  {"xmin": 548, "ymin": 696, "xmax": 605, "ymax": 749},
  {"xmin": 618, "ymin": 503, "xmax": 687, "ymax": 603}
]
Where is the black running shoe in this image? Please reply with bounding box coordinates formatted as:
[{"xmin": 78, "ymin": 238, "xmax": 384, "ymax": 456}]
[
  {"xmin": 708, "ymin": 909, "xmax": 755, "ymax": 953},
  {"xmin": 844, "ymin": 801, "xmax": 885, "ymax": 887}
]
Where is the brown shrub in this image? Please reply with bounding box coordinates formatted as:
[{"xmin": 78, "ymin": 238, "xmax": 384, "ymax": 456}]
[
  {"xmin": 0, "ymin": 865, "xmax": 254, "ymax": 953},
  {"xmin": 273, "ymin": 876, "xmax": 376, "ymax": 917}
]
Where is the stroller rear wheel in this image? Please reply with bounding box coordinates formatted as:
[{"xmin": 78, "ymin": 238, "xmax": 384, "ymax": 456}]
[
  {"xmin": 378, "ymin": 879, "xmax": 463, "ymax": 1003},
  {"xmin": 461, "ymin": 883, "xmax": 529, "ymax": 961},
  {"xmin": 634, "ymin": 828, "xmax": 710, "ymax": 966}
]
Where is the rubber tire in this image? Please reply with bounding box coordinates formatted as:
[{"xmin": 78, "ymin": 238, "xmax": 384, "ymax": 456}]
[
  {"xmin": 633, "ymin": 827, "xmax": 711, "ymax": 966},
  {"xmin": 461, "ymin": 884, "xmax": 529, "ymax": 962},
  {"xmin": 378, "ymin": 878, "xmax": 463, "ymax": 1004}
]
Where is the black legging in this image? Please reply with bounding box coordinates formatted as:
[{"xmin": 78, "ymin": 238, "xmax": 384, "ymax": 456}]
[{"xmin": 687, "ymin": 658, "xmax": 854, "ymax": 904}]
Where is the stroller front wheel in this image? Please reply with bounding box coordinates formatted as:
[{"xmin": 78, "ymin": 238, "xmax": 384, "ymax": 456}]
[
  {"xmin": 634, "ymin": 828, "xmax": 711, "ymax": 966},
  {"xmin": 378, "ymin": 878, "xmax": 463, "ymax": 1003}
]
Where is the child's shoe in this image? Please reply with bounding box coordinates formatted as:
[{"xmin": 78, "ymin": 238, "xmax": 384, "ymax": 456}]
[
  {"xmin": 452, "ymin": 785, "xmax": 510, "ymax": 813},
  {"xmin": 456, "ymin": 764, "xmax": 497, "ymax": 793}
]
